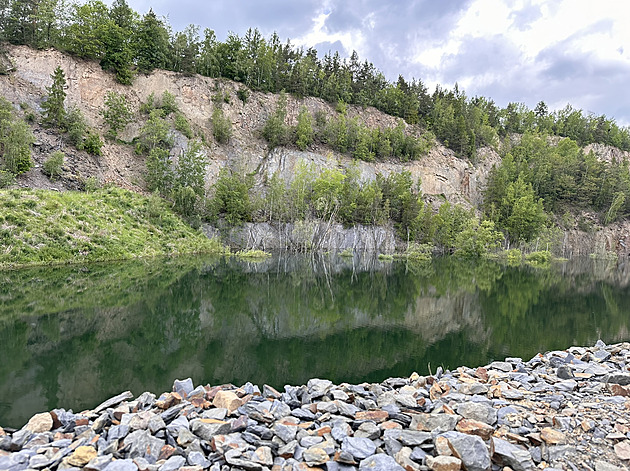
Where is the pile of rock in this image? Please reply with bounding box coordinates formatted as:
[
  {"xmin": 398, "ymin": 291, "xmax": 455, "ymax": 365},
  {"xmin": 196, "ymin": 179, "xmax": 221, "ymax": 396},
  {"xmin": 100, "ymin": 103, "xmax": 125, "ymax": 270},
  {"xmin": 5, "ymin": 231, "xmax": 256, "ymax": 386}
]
[{"xmin": 2, "ymin": 341, "xmax": 630, "ymax": 471}]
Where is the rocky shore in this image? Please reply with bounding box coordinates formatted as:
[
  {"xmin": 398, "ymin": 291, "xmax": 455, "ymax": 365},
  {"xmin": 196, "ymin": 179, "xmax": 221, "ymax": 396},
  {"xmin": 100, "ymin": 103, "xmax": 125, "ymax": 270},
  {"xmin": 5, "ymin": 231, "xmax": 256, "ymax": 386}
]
[{"xmin": 1, "ymin": 342, "xmax": 630, "ymax": 471}]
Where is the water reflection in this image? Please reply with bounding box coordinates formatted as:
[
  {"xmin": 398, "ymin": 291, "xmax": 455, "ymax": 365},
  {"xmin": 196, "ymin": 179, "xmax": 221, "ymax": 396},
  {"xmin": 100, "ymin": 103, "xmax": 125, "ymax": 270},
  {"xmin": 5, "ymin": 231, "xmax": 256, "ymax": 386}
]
[{"xmin": 1, "ymin": 254, "xmax": 629, "ymax": 427}]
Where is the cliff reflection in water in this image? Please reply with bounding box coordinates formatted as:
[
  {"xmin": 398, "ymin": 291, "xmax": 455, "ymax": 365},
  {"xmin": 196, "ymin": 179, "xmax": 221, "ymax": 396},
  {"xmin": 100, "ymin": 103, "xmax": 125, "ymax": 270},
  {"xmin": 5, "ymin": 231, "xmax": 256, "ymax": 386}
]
[{"xmin": 1, "ymin": 254, "xmax": 629, "ymax": 427}]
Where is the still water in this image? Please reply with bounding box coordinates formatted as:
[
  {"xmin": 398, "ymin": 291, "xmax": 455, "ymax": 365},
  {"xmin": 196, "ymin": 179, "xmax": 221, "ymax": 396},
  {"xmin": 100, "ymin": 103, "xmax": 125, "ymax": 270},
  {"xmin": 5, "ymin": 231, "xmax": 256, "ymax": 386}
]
[{"xmin": 1, "ymin": 254, "xmax": 629, "ymax": 427}]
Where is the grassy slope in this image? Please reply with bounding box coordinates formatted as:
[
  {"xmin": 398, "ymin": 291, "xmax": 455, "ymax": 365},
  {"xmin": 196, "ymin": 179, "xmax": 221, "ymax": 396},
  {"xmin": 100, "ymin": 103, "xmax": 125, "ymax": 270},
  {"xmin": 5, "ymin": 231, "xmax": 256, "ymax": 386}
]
[{"xmin": 0, "ymin": 187, "xmax": 222, "ymax": 268}]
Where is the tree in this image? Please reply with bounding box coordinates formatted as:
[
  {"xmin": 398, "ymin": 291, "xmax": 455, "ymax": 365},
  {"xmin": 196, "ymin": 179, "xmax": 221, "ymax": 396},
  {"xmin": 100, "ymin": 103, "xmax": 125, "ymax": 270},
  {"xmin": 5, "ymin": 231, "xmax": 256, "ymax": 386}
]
[
  {"xmin": 211, "ymin": 107, "xmax": 232, "ymax": 144},
  {"xmin": 41, "ymin": 66, "xmax": 66, "ymax": 128},
  {"xmin": 176, "ymin": 139, "xmax": 206, "ymax": 196},
  {"xmin": 0, "ymin": 118, "xmax": 34, "ymax": 174},
  {"xmin": 262, "ymin": 93, "xmax": 288, "ymax": 149},
  {"xmin": 295, "ymin": 106, "xmax": 313, "ymax": 151},
  {"xmin": 101, "ymin": 91, "xmax": 133, "ymax": 139},
  {"xmin": 134, "ymin": 9, "xmax": 169, "ymax": 73},
  {"xmin": 501, "ymin": 177, "xmax": 546, "ymax": 243}
]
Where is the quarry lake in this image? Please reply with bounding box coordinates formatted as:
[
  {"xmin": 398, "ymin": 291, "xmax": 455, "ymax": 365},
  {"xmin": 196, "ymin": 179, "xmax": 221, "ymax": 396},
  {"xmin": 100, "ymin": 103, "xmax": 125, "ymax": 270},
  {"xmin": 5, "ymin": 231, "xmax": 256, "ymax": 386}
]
[{"xmin": 1, "ymin": 254, "xmax": 629, "ymax": 428}]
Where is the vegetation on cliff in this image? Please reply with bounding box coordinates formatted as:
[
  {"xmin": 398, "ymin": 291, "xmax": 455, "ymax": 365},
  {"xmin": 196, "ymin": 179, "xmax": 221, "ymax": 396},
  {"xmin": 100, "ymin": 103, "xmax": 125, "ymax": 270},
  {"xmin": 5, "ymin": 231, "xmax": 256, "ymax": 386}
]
[{"xmin": 1, "ymin": 0, "xmax": 628, "ymax": 159}]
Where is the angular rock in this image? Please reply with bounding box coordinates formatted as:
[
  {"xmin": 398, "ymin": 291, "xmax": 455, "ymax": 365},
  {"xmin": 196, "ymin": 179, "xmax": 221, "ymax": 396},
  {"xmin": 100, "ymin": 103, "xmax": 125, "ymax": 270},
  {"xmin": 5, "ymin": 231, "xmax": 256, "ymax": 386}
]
[
  {"xmin": 359, "ymin": 453, "xmax": 405, "ymax": 470},
  {"xmin": 159, "ymin": 455, "xmax": 186, "ymax": 471},
  {"xmin": 67, "ymin": 445, "xmax": 98, "ymax": 467},
  {"xmin": 455, "ymin": 418, "xmax": 494, "ymax": 440},
  {"xmin": 540, "ymin": 427, "xmax": 566, "ymax": 445},
  {"xmin": 614, "ymin": 440, "xmax": 630, "ymax": 460},
  {"xmin": 426, "ymin": 455, "xmax": 462, "ymax": 471},
  {"xmin": 440, "ymin": 431, "xmax": 491, "ymax": 471},
  {"xmin": 102, "ymin": 459, "xmax": 138, "ymax": 471},
  {"xmin": 456, "ymin": 402, "xmax": 497, "ymax": 426},
  {"xmin": 190, "ymin": 419, "xmax": 231, "ymax": 440},
  {"xmin": 410, "ymin": 413, "xmax": 459, "ymax": 433},
  {"xmin": 93, "ymin": 391, "xmax": 134, "ymax": 414},
  {"xmin": 212, "ymin": 390, "xmax": 242, "ymax": 414},
  {"xmin": 303, "ymin": 446, "xmax": 329, "ymax": 465},
  {"xmin": 492, "ymin": 437, "xmax": 535, "ymax": 471},
  {"xmin": 341, "ymin": 437, "xmax": 376, "ymax": 460},
  {"xmin": 24, "ymin": 413, "xmax": 53, "ymax": 433},
  {"xmin": 173, "ymin": 378, "xmax": 194, "ymax": 397}
]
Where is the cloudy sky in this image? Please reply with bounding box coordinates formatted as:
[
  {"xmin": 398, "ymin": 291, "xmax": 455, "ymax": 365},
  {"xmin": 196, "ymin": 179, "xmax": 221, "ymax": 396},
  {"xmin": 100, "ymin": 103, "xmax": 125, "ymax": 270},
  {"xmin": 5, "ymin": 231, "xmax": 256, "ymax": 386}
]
[{"xmin": 120, "ymin": 0, "xmax": 630, "ymax": 124}]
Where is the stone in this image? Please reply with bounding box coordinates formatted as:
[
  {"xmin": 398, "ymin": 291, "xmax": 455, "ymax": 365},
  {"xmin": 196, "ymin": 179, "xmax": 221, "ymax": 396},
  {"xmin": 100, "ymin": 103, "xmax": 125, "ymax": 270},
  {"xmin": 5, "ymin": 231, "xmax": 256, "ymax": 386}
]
[
  {"xmin": 355, "ymin": 422, "xmax": 380, "ymax": 440},
  {"xmin": 355, "ymin": 410, "xmax": 389, "ymax": 423},
  {"xmin": 159, "ymin": 455, "xmax": 186, "ymax": 471},
  {"xmin": 173, "ymin": 378, "xmax": 194, "ymax": 397},
  {"xmin": 303, "ymin": 446, "xmax": 329, "ymax": 465},
  {"xmin": 85, "ymin": 455, "xmax": 114, "ymax": 471},
  {"xmin": 611, "ymin": 384, "xmax": 630, "ymax": 396},
  {"xmin": 456, "ymin": 418, "xmax": 494, "ymax": 440},
  {"xmin": 426, "ymin": 455, "xmax": 462, "ymax": 471},
  {"xmin": 24, "ymin": 412, "xmax": 53, "ymax": 433},
  {"xmin": 212, "ymin": 390, "xmax": 242, "ymax": 414},
  {"xmin": 540, "ymin": 427, "xmax": 566, "ymax": 445},
  {"xmin": 492, "ymin": 437, "xmax": 535, "ymax": 471},
  {"xmin": 456, "ymin": 402, "xmax": 497, "ymax": 426},
  {"xmin": 607, "ymin": 373, "xmax": 630, "ymax": 385},
  {"xmin": 93, "ymin": 391, "xmax": 134, "ymax": 414},
  {"xmin": 614, "ymin": 440, "xmax": 630, "ymax": 460},
  {"xmin": 595, "ymin": 461, "xmax": 625, "ymax": 471},
  {"xmin": 67, "ymin": 446, "xmax": 98, "ymax": 467},
  {"xmin": 556, "ymin": 366, "xmax": 574, "ymax": 380},
  {"xmin": 359, "ymin": 453, "xmax": 405, "ymax": 470},
  {"xmin": 410, "ymin": 413, "xmax": 459, "ymax": 432},
  {"xmin": 190, "ymin": 419, "xmax": 232, "ymax": 440},
  {"xmin": 384, "ymin": 429, "xmax": 432, "ymax": 447},
  {"xmin": 440, "ymin": 431, "xmax": 491, "ymax": 471},
  {"xmin": 458, "ymin": 383, "xmax": 489, "ymax": 395},
  {"xmin": 341, "ymin": 437, "xmax": 377, "ymax": 460},
  {"xmin": 124, "ymin": 430, "xmax": 165, "ymax": 462},
  {"xmin": 102, "ymin": 459, "xmax": 138, "ymax": 471}
]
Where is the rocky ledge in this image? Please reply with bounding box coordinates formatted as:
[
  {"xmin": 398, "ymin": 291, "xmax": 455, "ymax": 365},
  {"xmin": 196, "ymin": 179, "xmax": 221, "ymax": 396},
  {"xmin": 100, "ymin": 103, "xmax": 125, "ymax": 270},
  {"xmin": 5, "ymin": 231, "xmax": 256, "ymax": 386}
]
[{"xmin": 2, "ymin": 342, "xmax": 630, "ymax": 471}]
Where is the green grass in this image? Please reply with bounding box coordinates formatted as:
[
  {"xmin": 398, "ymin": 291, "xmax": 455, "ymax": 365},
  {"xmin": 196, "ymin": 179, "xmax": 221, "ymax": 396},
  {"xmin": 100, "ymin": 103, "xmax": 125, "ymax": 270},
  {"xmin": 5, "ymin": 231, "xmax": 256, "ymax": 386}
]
[
  {"xmin": 233, "ymin": 249, "xmax": 272, "ymax": 260},
  {"xmin": 0, "ymin": 187, "xmax": 224, "ymax": 269}
]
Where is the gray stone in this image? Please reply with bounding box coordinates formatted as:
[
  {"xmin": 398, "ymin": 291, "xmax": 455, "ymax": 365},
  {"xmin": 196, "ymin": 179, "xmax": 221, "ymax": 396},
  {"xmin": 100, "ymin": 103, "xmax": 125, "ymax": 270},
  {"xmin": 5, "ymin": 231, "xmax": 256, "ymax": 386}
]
[
  {"xmin": 186, "ymin": 451, "xmax": 210, "ymax": 468},
  {"xmin": 335, "ymin": 401, "xmax": 360, "ymax": 417},
  {"xmin": 307, "ymin": 378, "xmax": 333, "ymax": 397},
  {"xmin": 172, "ymin": 378, "xmax": 194, "ymax": 397},
  {"xmin": 556, "ymin": 366, "xmax": 574, "ymax": 380},
  {"xmin": 606, "ymin": 374, "xmax": 630, "ymax": 386},
  {"xmin": 594, "ymin": 350, "xmax": 612, "ymax": 362},
  {"xmin": 93, "ymin": 391, "xmax": 134, "ymax": 414},
  {"xmin": 488, "ymin": 361, "xmax": 513, "ymax": 372},
  {"xmin": 84, "ymin": 455, "xmax": 113, "ymax": 471},
  {"xmin": 102, "ymin": 459, "xmax": 138, "ymax": 471},
  {"xmin": 595, "ymin": 461, "xmax": 624, "ymax": 471},
  {"xmin": 359, "ymin": 454, "xmax": 405, "ymax": 470},
  {"xmin": 159, "ymin": 455, "xmax": 186, "ymax": 471},
  {"xmin": 457, "ymin": 402, "xmax": 497, "ymax": 425},
  {"xmin": 108, "ymin": 425, "xmax": 130, "ymax": 441},
  {"xmin": 342, "ymin": 436, "xmax": 377, "ymax": 460},
  {"xmin": 440, "ymin": 431, "xmax": 491, "ymax": 471},
  {"xmin": 410, "ymin": 413, "xmax": 459, "ymax": 432},
  {"xmin": 190, "ymin": 419, "xmax": 231, "ymax": 441},
  {"xmin": 332, "ymin": 423, "xmax": 351, "ymax": 442},
  {"xmin": 493, "ymin": 437, "xmax": 535, "ymax": 471},
  {"xmin": 124, "ymin": 430, "xmax": 165, "ymax": 463},
  {"xmin": 300, "ymin": 436, "xmax": 323, "ymax": 448},
  {"xmin": 11, "ymin": 429, "xmax": 33, "ymax": 449},
  {"xmin": 355, "ymin": 422, "xmax": 380, "ymax": 440},
  {"xmin": 273, "ymin": 423, "xmax": 297, "ymax": 443},
  {"xmin": 384, "ymin": 429, "xmax": 432, "ymax": 447},
  {"xmin": 410, "ymin": 447, "xmax": 428, "ymax": 463}
]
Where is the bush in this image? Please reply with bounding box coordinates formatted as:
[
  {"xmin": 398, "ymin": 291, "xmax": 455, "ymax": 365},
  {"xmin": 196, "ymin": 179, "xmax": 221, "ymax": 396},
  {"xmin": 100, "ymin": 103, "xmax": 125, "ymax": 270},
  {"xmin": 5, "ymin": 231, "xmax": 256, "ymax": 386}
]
[
  {"xmin": 174, "ymin": 113, "xmax": 193, "ymax": 138},
  {"xmin": 101, "ymin": 91, "xmax": 134, "ymax": 139},
  {"xmin": 526, "ymin": 250, "xmax": 552, "ymax": 267},
  {"xmin": 83, "ymin": 176, "xmax": 100, "ymax": 192},
  {"xmin": 237, "ymin": 88, "xmax": 249, "ymax": 104},
  {"xmin": 43, "ymin": 151, "xmax": 64, "ymax": 180},
  {"xmin": 65, "ymin": 107, "xmax": 88, "ymax": 148},
  {"xmin": 83, "ymin": 132, "xmax": 104, "ymax": 155},
  {"xmin": 211, "ymin": 108, "xmax": 232, "ymax": 144},
  {"xmin": 0, "ymin": 169, "xmax": 15, "ymax": 188}
]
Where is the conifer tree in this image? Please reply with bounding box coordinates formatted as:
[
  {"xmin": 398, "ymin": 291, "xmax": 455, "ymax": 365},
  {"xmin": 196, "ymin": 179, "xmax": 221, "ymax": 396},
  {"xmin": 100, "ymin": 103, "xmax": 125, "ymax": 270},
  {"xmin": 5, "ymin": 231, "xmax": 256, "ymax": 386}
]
[{"xmin": 41, "ymin": 66, "xmax": 66, "ymax": 128}]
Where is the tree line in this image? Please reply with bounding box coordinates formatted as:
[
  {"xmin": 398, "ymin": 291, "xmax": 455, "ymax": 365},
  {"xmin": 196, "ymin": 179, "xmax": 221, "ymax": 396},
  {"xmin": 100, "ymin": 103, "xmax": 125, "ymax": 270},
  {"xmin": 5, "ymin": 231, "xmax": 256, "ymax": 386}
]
[{"xmin": 1, "ymin": 0, "xmax": 629, "ymax": 158}]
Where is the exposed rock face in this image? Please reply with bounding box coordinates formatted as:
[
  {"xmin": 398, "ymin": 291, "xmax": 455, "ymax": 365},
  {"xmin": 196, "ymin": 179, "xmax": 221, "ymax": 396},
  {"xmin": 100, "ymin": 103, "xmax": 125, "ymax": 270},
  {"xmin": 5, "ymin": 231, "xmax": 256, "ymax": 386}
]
[{"xmin": 0, "ymin": 45, "xmax": 493, "ymax": 208}]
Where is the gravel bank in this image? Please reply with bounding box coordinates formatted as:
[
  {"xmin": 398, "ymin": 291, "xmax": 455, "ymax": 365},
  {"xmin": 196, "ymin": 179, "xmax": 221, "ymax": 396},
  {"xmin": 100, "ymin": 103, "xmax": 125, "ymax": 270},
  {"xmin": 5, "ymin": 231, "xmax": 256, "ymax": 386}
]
[{"xmin": 1, "ymin": 341, "xmax": 630, "ymax": 471}]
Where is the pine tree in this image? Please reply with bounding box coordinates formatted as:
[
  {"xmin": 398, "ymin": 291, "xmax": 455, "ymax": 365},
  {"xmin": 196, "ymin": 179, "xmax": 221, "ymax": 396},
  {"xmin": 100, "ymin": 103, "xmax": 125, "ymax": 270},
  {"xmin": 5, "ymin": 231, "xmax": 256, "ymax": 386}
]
[{"xmin": 41, "ymin": 66, "xmax": 66, "ymax": 128}]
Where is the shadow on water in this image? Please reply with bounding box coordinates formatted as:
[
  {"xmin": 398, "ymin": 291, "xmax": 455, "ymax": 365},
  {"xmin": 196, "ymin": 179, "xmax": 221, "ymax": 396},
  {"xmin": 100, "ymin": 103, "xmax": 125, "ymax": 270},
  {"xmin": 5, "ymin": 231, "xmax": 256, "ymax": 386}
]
[{"xmin": 1, "ymin": 253, "xmax": 629, "ymax": 427}]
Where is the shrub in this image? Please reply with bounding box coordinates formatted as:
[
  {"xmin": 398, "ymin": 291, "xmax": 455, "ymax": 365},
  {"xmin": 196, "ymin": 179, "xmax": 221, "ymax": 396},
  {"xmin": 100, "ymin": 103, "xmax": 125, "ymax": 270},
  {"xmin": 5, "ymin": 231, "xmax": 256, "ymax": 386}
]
[
  {"xmin": 83, "ymin": 132, "xmax": 103, "ymax": 155},
  {"xmin": 237, "ymin": 88, "xmax": 249, "ymax": 104},
  {"xmin": 211, "ymin": 108, "xmax": 232, "ymax": 144},
  {"xmin": 0, "ymin": 169, "xmax": 15, "ymax": 188},
  {"xmin": 174, "ymin": 113, "xmax": 193, "ymax": 138},
  {"xmin": 65, "ymin": 107, "xmax": 88, "ymax": 148},
  {"xmin": 43, "ymin": 151, "xmax": 64, "ymax": 180},
  {"xmin": 83, "ymin": 176, "xmax": 100, "ymax": 192},
  {"xmin": 101, "ymin": 91, "xmax": 133, "ymax": 139}
]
